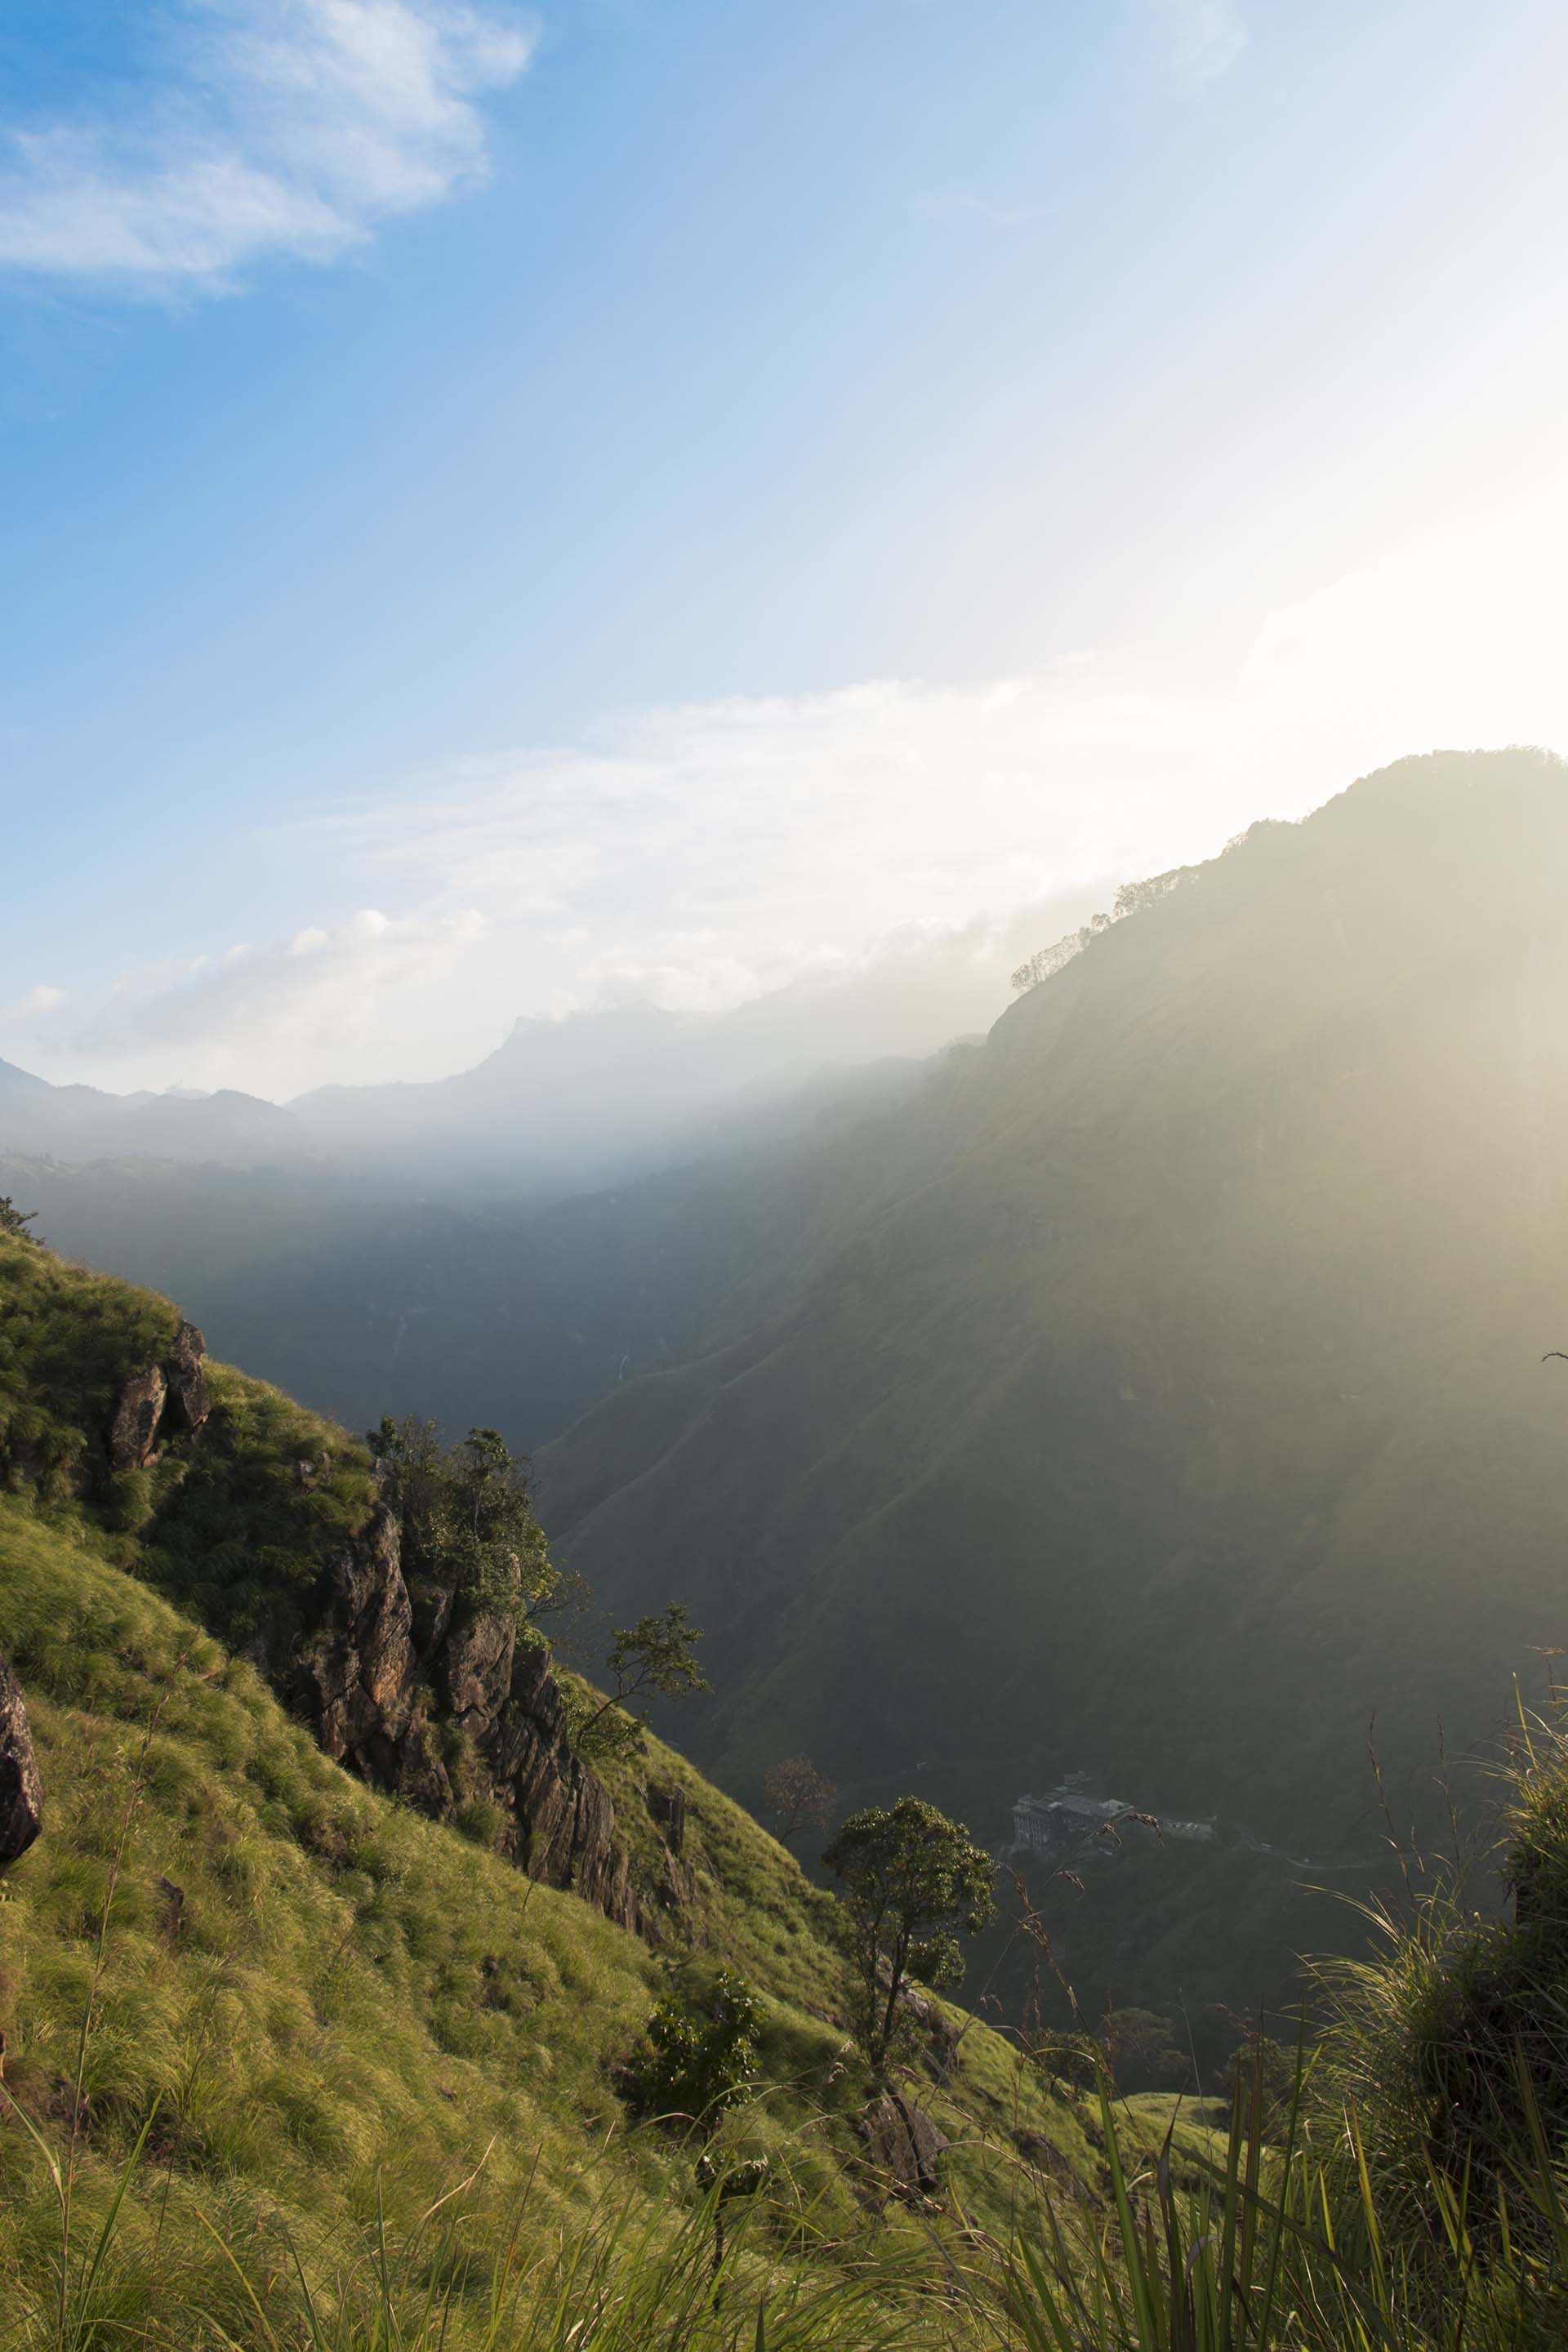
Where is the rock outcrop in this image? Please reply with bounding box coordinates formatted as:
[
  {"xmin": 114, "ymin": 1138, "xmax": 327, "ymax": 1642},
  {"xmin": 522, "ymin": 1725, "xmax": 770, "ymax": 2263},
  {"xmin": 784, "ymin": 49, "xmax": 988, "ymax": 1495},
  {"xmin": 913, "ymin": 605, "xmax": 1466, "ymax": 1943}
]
[
  {"xmin": 301, "ymin": 1510, "xmax": 638, "ymax": 1931},
  {"xmin": 0, "ymin": 1653, "xmax": 43, "ymax": 1871},
  {"xmin": 107, "ymin": 1366, "xmax": 167, "ymax": 1472},
  {"xmin": 105, "ymin": 1319, "xmax": 211, "ymax": 1470},
  {"xmin": 163, "ymin": 1321, "xmax": 211, "ymax": 1435}
]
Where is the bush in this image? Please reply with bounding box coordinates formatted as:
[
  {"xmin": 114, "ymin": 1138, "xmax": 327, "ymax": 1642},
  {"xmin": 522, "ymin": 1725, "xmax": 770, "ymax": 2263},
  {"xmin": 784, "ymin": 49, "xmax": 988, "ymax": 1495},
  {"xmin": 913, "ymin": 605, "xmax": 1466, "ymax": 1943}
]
[
  {"xmin": 453, "ymin": 1797, "xmax": 507, "ymax": 1849},
  {"xmin": 625, "ymin": 1966, "xmax": 762, "ymax": 2134}
]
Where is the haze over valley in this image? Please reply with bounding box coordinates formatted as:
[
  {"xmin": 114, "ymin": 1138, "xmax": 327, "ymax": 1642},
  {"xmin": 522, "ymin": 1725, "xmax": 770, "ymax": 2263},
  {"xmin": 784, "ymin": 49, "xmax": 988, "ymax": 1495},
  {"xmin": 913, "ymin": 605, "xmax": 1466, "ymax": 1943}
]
[{"xmin": 7, "ymin": 7, "xmax": 1568, "ymax": 2342}]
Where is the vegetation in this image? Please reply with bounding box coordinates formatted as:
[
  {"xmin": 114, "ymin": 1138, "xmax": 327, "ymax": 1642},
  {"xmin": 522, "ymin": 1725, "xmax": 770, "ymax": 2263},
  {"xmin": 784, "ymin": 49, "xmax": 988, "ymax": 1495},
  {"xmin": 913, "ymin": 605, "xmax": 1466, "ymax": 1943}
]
[
  {"xmin": 568, "ymin": 1602, "xmax": 712, "ymax": 1762},
  {"xmin": 0, "ymin": 1192, "xmax": 38, "ymax": 1241},
  {"xmin": 823, "ymin": 1797, "xmax": 995, "ymax": 2078},
  {"xmin": 761, "ymin": 1755, "xmax": 835, "ymax": 1846},
  {"xmin": 1101, "ymin": 2004, "xmax": 1192, "ymax": 2093},
  {"xmin": 26, "ymin": 754, "xmax": 1568, "ymax": 2041},
  {"xmin": 624, "ymin": 1964, "xmax": 763, "ymax": 2136},
  {"xmin": 540, "ymin": 748, "xmax": 1568, "ymax": 2036},
  {"xmin": 8, "ymin": 1174, "xmax": 1568, "ymax": 2343},
  {"xmin": 368, "ymin": 1414, "xmax": 563, "ymax": 1631},
  {"xmin": 1009, "ymin": 862, "xmax": 1190, "ymax": 993},
  {"xmin": 0, "ymin": 1236, "xmax": 1105, "ymax": 2346}
]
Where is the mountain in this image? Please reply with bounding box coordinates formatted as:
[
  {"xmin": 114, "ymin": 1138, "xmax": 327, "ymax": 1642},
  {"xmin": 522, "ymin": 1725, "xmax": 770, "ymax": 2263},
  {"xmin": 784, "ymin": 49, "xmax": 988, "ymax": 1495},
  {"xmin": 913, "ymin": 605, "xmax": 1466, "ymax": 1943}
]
[
  {"xmin": 0, "ymin": 1058, "xmax": 302, "ymax": 1165},
  {"xmin": 0, "ymin": 1230, "xmax": 1094, "ymax": 2340},
  {"xmin": 283, "ymin": 898, "xmax": 1102, "ymax": 1191},
  {"xmin": 533, "ymin": 750, "xmax": 1568, "ymax": 2001}
]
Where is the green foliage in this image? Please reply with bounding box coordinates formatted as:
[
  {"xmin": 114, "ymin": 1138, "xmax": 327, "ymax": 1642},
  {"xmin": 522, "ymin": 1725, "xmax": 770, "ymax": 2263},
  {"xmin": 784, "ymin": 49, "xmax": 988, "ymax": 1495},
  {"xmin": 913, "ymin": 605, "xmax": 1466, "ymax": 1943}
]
[
  {"xmin": 370, "ymin": 1414, "xmax": 560, "ymax": 1632},
  {"xmin": 1101, "ymin": 2005, "xmax": 1192, "ymax": 2094},
  {"xmin": 625, "ymin": 1965, "xmax": 763, "ymax": 2135},
  {"xmin": 823, "ymin": 1797, "xmax": 995, "ymax": 2078},
  {"xmin": 144, "ymin": 1365, "xmax": 375, "ymax": 1649},
  {"xmin": 568, "ymin": 1602, "xmax": 711, "ymax": 1761},
  {"xmin": 762, "ymin": 1754, "xmax": 836, "ymax": 1845},
  {"xmin": 0, "ymin": 1235, "xmax": 176, "ymax": 1503},
  {"xmin": 0, "ymin": 1193, "xmax": 38, "ymax": 1241},
  {"xmin": 543, "ymin": 748, "xmax": 1568, "ymax": 2033}
]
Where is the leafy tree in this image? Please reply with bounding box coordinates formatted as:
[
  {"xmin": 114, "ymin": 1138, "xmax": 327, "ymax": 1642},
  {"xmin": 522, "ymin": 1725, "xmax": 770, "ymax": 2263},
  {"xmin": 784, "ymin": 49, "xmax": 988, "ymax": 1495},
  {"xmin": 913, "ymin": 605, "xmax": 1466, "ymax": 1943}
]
[
  {"xmin": 822, "ymin": 1797, "xmax": 995, "ymax": 2078},
  {"xmin": 0, "ymin": 1197, "xmax": 38, "ymax": 1243},
  {"xmin": 1216, "ymin": 2030, "xmax": 1298, "ymax": 2133},
  {"xmin": 367, "ymin": 1414, "xmax": 561, "ymax": 1629},
  {"xmin": 1011, "ymin": 867, "xmax": 1189, "ymax": 991},
  {"xmin": 761, "ymin": 1753, "xmax": 836, "ymax": 1846},
  {"xmin": 568, "ymin": 1601, "xmax": 711, "ymax": 1760},
  {"xmin": 1102, "ymin": 2006, "xmax": 1191, "ymax": 2093},
  {"xmin": 1030, "ymin": 2028, "xmax": 1100, "ymax": 2093},
  {"xmin": 625, "ymin": 1965, "xmax": 761, "ymax": 2135}
]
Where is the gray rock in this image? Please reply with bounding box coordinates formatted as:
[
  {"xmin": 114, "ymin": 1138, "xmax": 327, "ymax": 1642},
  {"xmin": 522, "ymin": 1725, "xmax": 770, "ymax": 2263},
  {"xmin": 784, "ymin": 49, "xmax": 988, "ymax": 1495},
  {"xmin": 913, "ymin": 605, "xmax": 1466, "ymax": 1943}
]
[
  {"xmin": 304, "ymin": 1508, "xmax": 416, "ymax": 1757},
  {"xmin": 440, "ymin": 1605, "xmax": 516, "ymax": 1738},
  {"xmin": 163, "ymin": 1320, "xmax": 210, "ymax": 1435},
  {"xmin": 296, "ymin": 1511, "xmax": 637, "ymax": 1932},
  {"xmin": 0, "ymin": 1653, "xmax": 43, "ymax": 1871},
  {"xmin": 107, "ymin": 1365, "xmax": 166, "ymax": 1472},
  {"xmin": 648, "ymin": 1782, "xmax": 688, "ymax": 1855},
  {"xmin": 859, "ymin": 2090, "xmax": 949, "ymax": 2198}
]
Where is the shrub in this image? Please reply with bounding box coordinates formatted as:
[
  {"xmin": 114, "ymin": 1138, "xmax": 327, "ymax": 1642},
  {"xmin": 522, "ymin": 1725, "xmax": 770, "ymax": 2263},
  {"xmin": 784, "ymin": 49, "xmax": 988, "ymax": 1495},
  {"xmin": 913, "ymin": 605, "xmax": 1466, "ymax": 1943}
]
[{"xmin": 625, "ymin": 1966, "xmax": 762, "ymax": 2134}]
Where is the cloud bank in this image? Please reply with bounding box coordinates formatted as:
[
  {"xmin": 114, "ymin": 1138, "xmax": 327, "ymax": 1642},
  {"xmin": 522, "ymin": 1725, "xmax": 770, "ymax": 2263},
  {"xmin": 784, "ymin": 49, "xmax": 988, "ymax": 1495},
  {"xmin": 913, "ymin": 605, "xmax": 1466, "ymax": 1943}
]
[
  {"xmin": 0, "ymin": 0, "xmax": 534, "ymax": 291},
  {"xmin": 24, "ymin": 466, "xmax": 1568, "ymax": 1099},
  {"xmin": 71, "ymin": 906, "xmax": 485, "ymax": 1088}
]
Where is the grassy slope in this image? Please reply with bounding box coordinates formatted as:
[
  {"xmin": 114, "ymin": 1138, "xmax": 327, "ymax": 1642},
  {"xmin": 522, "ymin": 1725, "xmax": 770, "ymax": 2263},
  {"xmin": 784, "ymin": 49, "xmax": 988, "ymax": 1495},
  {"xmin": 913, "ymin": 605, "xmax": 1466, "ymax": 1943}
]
[{"xmin": 0, "ymin": 1238, "xmax": 1095, "ymax": 2337}]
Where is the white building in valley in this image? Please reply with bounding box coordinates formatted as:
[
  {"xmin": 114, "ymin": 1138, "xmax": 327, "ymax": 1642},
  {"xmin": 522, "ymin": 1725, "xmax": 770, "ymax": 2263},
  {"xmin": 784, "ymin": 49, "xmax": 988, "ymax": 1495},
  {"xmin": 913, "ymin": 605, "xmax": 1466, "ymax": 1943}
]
[{"xmin": 1010, "ymin": 1783, "xmax": 1216, "ymax": 1857}]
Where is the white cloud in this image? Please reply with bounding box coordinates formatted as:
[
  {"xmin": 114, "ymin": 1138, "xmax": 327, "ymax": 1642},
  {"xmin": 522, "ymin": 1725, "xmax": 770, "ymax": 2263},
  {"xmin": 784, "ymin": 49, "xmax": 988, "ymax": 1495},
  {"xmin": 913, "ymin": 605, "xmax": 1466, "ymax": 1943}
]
[
  {"xmin": 1151, "ymin": 0, "xmax": 1246, "ymax": 94},
  {"xmin": 71, "ymin": 905, "xmax": 485, "ymax": 1091},
  {"xmin": 0, "ymin": 1, "xmax": 535, "ymax": 292},
  {"xmin": 47, "ymin": 462, "xmax": 1568, "ymax": 1097},
  {"xmin": 0, "ymin": 983, "xmax": 67, "ymax": 1018}
]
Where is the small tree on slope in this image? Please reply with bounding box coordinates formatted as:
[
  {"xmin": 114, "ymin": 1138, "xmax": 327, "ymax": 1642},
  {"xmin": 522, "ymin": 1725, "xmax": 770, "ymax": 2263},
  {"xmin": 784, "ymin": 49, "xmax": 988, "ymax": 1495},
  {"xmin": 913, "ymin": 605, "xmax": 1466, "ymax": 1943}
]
[{"xmin": 823, "ymin": 1796, "xmax": 996, "ymax": 2080}]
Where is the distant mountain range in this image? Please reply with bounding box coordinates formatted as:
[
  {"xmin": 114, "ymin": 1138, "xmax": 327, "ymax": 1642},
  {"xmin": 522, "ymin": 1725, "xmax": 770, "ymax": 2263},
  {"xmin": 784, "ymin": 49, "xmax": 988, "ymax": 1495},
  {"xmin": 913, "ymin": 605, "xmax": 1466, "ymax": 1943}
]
[
  {"xmin": 0, "ymin": 1058, "xmax": 299, "ymax": 1165},
  {"xmin": 11, "ymin": 751, "xmax": 1568, "ymax": 2024},
  {"xmin": 3, "ymin": 893, "xmax": 1106, "ymax": 1187}
]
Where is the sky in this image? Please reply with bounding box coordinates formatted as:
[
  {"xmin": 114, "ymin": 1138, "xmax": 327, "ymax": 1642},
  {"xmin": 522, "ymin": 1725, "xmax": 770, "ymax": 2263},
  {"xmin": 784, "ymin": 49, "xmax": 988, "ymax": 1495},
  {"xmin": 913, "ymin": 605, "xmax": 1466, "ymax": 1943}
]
[{"xmin": 4, "ymin": 0, "xmax": 1568, "ymax": 1101}]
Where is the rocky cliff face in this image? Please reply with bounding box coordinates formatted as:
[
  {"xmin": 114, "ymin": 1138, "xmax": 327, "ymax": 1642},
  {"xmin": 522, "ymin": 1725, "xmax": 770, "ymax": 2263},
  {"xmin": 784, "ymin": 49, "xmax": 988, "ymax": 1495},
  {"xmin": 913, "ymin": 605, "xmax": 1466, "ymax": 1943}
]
[
  {"xmin": 301, "ymin": 1504, "xmax": 638, "ymax": 1930},
  {"xmin": 92, "ymin": 1317, "xmax": 644, "ymax": 1933},
  {"xmin": 107, "ymin": 1319, "xmax": 210, "ymax": 1469},
  {"xmin": 0, "ymin": 1651, "xmax": 43, "ymax": 1872}
]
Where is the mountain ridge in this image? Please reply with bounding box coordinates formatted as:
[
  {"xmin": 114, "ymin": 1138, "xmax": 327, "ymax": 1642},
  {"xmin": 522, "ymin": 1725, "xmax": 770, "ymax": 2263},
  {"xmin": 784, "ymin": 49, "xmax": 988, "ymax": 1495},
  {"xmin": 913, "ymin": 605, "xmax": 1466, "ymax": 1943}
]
[{"xmin": 535, "ymin": 750, "xmax": 1568, "ymax": 2009}]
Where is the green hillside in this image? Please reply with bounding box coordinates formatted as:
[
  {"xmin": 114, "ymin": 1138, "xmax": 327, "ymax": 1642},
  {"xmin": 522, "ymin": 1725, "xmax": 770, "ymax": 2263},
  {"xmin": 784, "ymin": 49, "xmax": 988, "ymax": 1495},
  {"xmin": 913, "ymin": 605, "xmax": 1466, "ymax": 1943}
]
[
  {"xmin": 537, "ymin": 751, "xmax": 1568, "ymax": 2028},
  {"xmin": 0, "ymin": 1233, "xmax": 1094, "ymax": 2345}
]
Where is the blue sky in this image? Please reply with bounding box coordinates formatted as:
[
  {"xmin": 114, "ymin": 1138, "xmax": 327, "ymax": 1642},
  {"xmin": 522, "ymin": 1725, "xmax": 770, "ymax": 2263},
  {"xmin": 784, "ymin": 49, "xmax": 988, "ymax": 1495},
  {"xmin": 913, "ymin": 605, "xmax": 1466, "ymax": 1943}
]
[{"xmin": 5, "ymin": 0, "xmax": 1568, "ymax": 1097}]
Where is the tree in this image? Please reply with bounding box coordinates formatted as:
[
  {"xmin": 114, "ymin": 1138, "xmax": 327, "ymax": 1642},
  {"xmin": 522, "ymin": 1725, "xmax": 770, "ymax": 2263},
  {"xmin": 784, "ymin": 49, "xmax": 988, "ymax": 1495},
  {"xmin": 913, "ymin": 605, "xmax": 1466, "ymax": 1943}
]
[
  {"xmin": 822, "ymin": 1797, "xmax": 996, "ymax": 2079},
  {"xmin": 569, "ymin": 1602, "xmax": 711, "ymax": 1759},
  {"xmin": 367, "ymin": 1414, "xmax": 562, "ymax": 1628},
  {"xmin": 1102, "ymin": 2007, "xmax": 1191, "ymax": 2093},
  {"xmin": 762, "ymin": 1754, "xmax": 836, "ymax": 1846},
  {"xmin": 0, "ymin": 1198, "xmax": 38, "ymax": 1243}
]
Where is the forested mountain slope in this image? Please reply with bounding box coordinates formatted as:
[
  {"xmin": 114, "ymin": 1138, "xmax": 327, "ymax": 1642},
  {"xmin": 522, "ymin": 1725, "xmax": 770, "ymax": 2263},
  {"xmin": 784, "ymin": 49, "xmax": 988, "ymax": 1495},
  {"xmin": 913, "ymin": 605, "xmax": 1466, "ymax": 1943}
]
[{"xmin": 541, "ymin": 751, "xmax": 1568, "ymax": 1886}]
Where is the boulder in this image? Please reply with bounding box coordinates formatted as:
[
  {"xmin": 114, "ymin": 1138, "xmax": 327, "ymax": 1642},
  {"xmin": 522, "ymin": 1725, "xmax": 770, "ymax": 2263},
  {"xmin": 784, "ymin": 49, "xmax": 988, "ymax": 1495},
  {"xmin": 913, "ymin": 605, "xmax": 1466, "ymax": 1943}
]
[
  {"xmin": 107, "ymin": 1365, "xmax": 167, "ymax": 1472},
  {"xmin": 858, "ymin": 2090, "xmax": 949, "ymax": 2198},
  {"xmin": 163, "ymin": 1320, "xmax": 210, "ymax": 1435},
  {"xmin": 898, "ymin": 1980, "xmax": 964, "ymax": 2082},
  {"xmin": 0, "ymin": 1653, "xmax": 43, "ymax": 1870}
]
